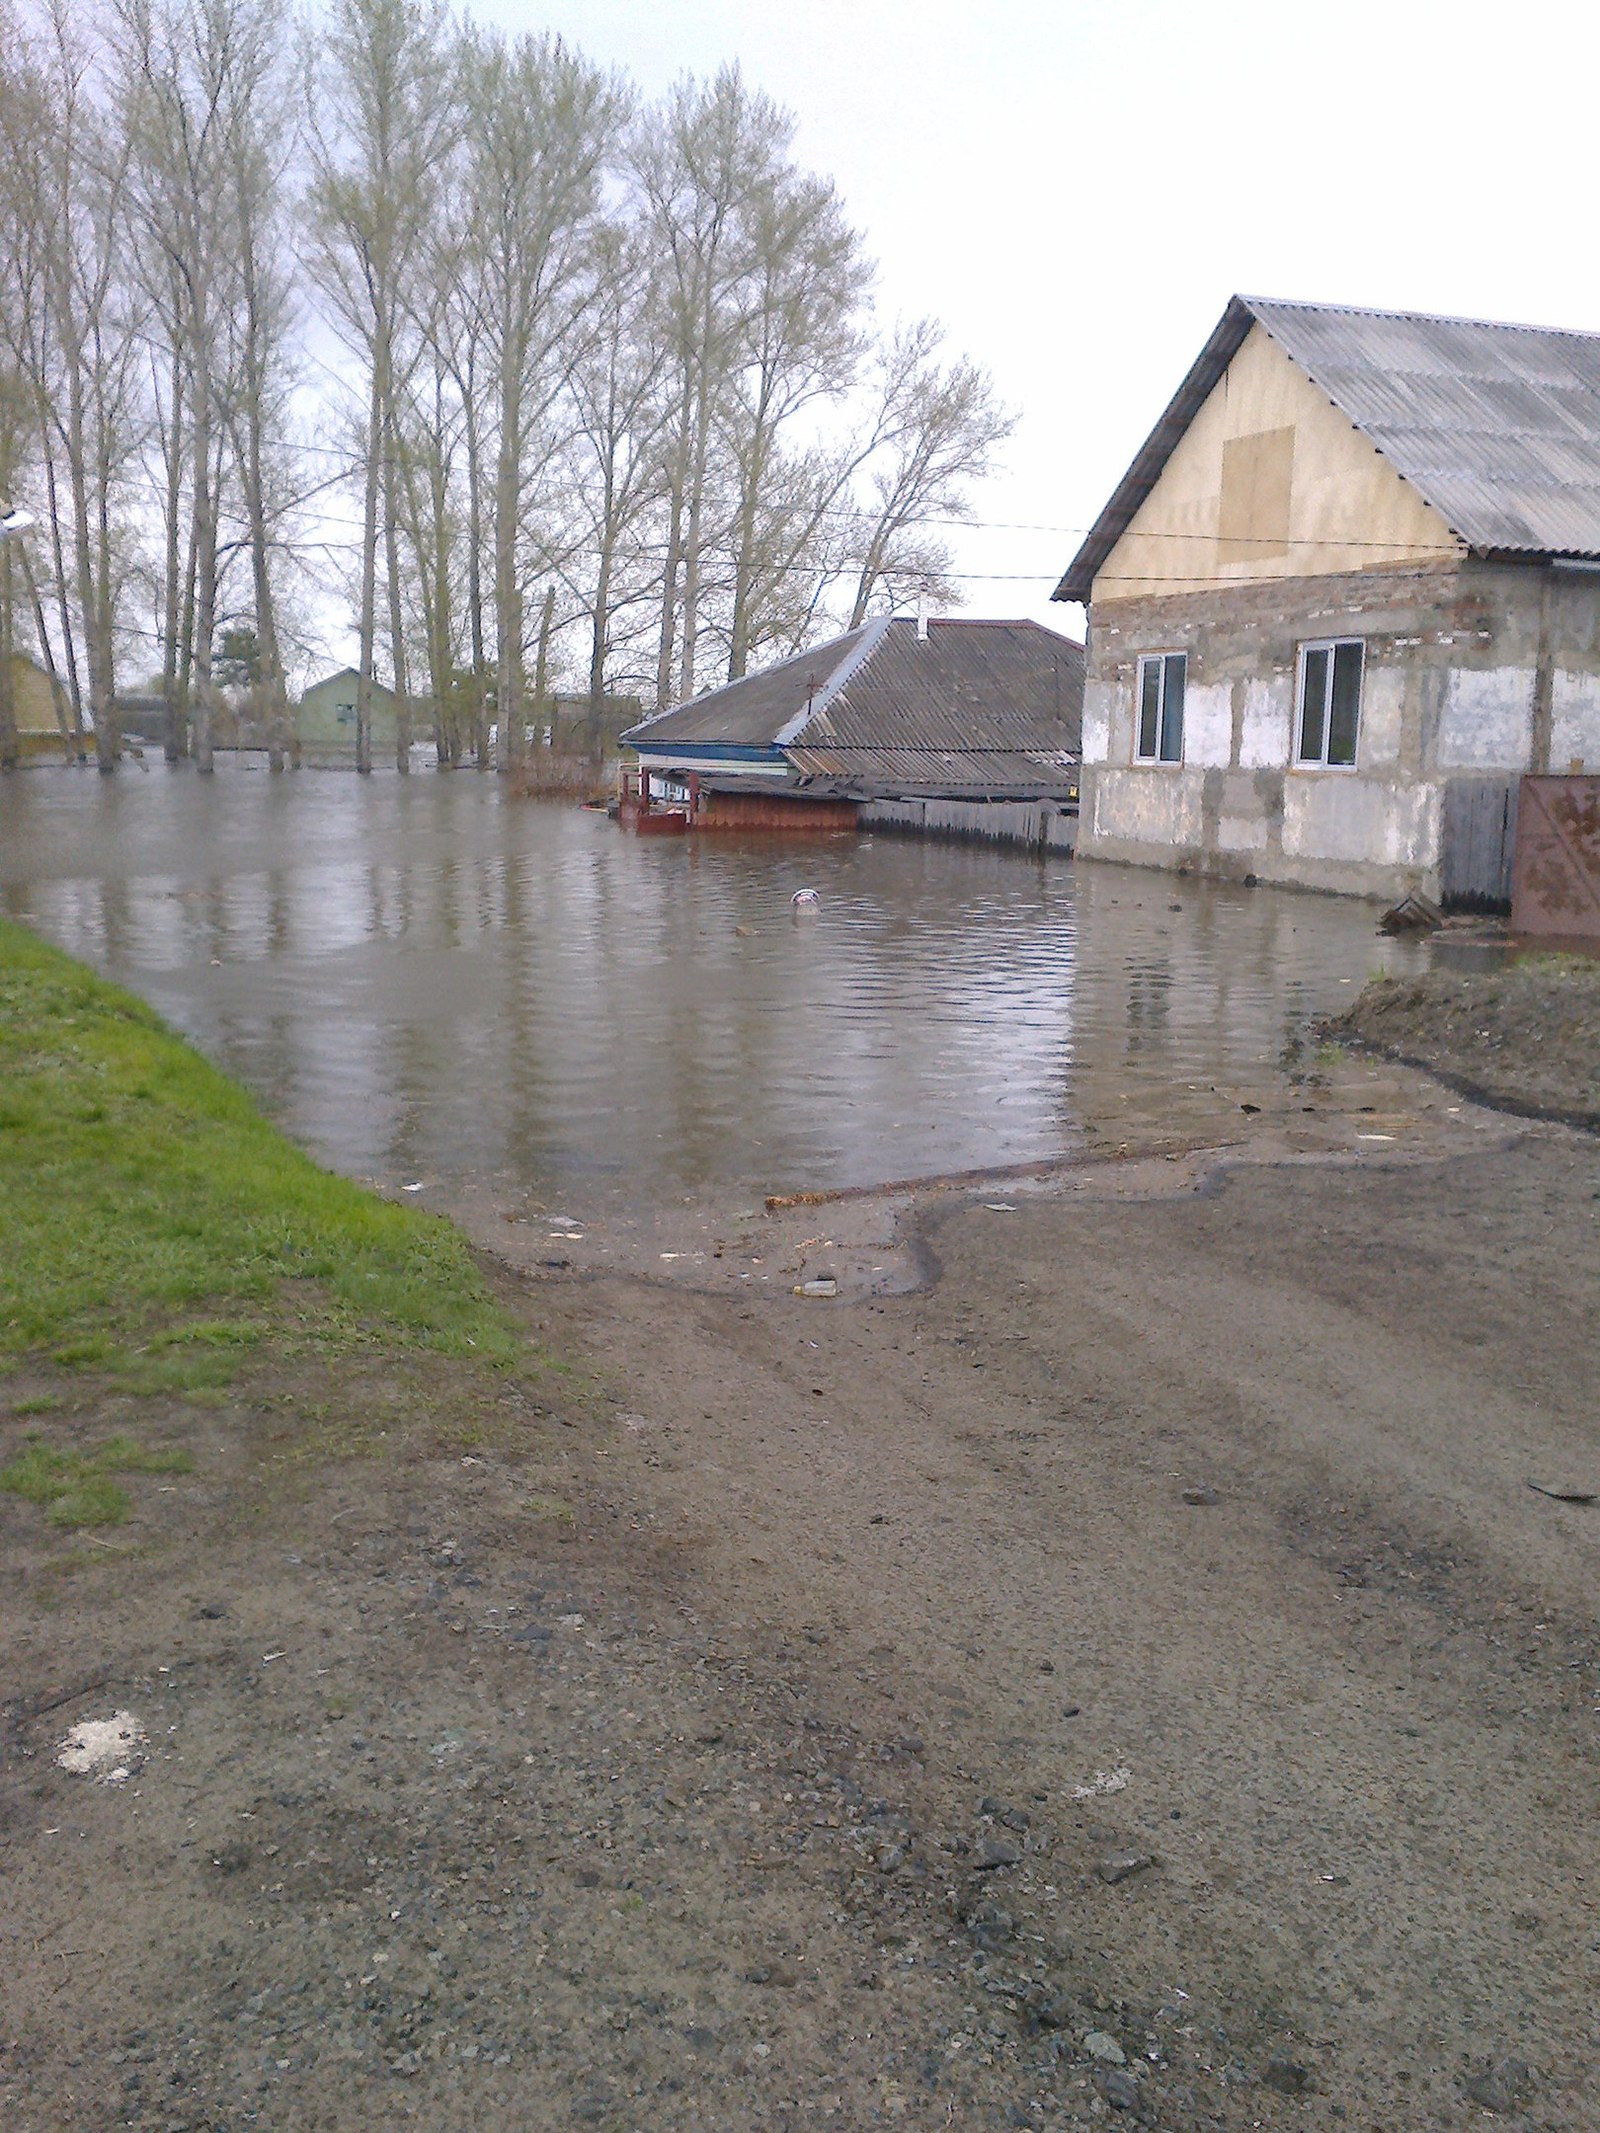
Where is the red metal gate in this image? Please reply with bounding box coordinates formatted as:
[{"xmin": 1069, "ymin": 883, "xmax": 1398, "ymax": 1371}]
[{"xmin": 1510, "ymin": 775, "xmax": 1600, "ymax": 939}]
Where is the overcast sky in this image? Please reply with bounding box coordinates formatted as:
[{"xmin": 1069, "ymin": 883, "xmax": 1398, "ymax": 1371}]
[{"xmin": 455, "ymin": 0, "xmax": 1596, "ymax": 641}]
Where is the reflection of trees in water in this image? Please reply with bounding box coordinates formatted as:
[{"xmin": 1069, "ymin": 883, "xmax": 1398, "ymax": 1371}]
[
  {"xmin": 4, "ymin": 777, "xmax": 1422, "ymax": 1198},
  {"xmin": 1123, "ymin": 960, "xmax": 1173, "ymax": 1054}
]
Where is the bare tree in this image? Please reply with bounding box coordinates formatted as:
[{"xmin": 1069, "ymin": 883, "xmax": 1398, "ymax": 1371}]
[
  {"xmin": 0, "ymin": 0, "xmax": 143, "ymax": 771},
  {"xmin": 845, "ymin": 321, "xmax": 1014, "ymax": 627},
  {"xmin": 556, "ymin": 223, "xmax": 667, "ymax": 731},
  {"xmin": 453, "ymin": 28, "xmax": 625, "ymax": 774},
  {"xmin": 115, "ymin": 0, "xmax": 293, "ymax": 773},
  {"xmin": 308, "ymin": 0, "xmax": 458, "ymax": 773},
  {"xmin": 632, "ymin": 69, "xmax": 776, "ymax": 710}
]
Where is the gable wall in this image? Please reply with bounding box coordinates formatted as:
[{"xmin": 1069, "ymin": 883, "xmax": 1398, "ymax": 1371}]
[{"xmin": 1092, "ymin": 324, "xmax": 1461, "ymax": 601}]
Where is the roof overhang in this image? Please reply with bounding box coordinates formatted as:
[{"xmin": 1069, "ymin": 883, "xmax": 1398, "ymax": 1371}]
[
  {"xmin": 629, "ymin": 740, "xmax": 791, "ymax": 777},
  {"xmin": 1054, "ymin": 297, "xmax": 1258, "ymax": 605}
]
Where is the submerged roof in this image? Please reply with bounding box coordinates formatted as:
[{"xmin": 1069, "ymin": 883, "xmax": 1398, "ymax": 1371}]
[
  {"xmin": 624, "ymin": 618, "xmax": 1084, "ymax": 798},
  {"xmin": 1055, "ymin": 295, "xmax": 1600, "ymax": 602}
]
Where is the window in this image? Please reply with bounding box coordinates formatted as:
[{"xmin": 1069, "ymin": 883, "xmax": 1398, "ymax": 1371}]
[
  {"xmin": 1136, "ymin": 652, "xmax": 1186, "ymax": 763},
  {"xmin": 1296, "ymin": 640, "xmax": 1363, "ymax": 767}
]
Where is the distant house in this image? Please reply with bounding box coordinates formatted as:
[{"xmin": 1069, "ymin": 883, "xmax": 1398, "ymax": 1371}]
[
  {"xmin": 4, "ymin": 652, "xmax": 78, "ymax": 760},
  {"xmin": 296, "ymin": 668, "xmax": 400, "ymax": 760},
  {"xmin": 1056, "ymin": 296, "xmax": 1600, "ymax": 904},
  {"xmin": 621, "ymin": 617, "xmax": 1084, "ymax": 837}
]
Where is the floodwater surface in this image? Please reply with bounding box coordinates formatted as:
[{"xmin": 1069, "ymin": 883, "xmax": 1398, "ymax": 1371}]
[{"xmin": 0, "ymin": 769, "xmax": 1429, "ymax": 1210}]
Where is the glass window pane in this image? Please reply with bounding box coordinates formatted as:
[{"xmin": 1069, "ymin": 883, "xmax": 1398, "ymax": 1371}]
[
  {"xmin": 1138, "ymin": 659, "xmax": 1161, "ymax": 759},
  {"xmin": 1328, "ymin": 641, "xmax": 1362, "ymax": 766},
  {"xmin": 1298, "ymin": 647, "xmax": 1329, "ymax": 760},
  {"xmin": 1159, "ymin": 653, "xmax": 1185, "ymax": 762}
]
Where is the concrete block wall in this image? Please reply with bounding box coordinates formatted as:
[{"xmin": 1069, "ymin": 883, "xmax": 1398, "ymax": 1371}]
[{"xmin": 1077, "ymin": 561, "xmax": 1600, "ymax": 899}]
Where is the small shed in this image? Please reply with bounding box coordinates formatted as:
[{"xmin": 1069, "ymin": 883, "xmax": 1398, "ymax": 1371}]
[
  {"xmin": 4, "ymin": 653, "xmax": 78, "ymax": 760},
  {"xmin": 297, "ymin": 668, "xmax": 401, "ymax": 760}
]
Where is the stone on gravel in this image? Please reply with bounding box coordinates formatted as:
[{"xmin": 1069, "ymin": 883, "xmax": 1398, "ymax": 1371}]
[
  {"xmin": 1096, "ymin": 2064, "xmax": 1142, "ymax": 2111},
  {"xmin": 1083, "ymin": 2029, "xmax": 1127, "ymax": 2064},
  {"xmin": 1462, "ymin": 2057, "xmax": 1535, "ymax": 2113},
  {"xmin": 1097, "ymin": 1851, "xmax": 1155, "ymax": 1885},
  {"xmin": 1181, "ymin": 1485, "xmax": 1219, "ymax": 1505},
  {"xmin": 976, "ymin": 1839, "xmax": 1020, "ymax": 1870},
  {"xmin": 1263, "ymin": 2055, "xmax": 1311, "ymax": 2094}
]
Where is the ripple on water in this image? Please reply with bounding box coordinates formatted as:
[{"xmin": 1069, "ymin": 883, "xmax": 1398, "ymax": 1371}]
[{"xmin": 0, "ymin": 770, "xmax": 1430, "ymax": 1204}]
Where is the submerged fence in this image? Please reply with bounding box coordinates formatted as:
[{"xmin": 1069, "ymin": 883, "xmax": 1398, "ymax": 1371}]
[{"xmin": 860, "ymin": 797, "xmax": 1077, "ymax": 855}]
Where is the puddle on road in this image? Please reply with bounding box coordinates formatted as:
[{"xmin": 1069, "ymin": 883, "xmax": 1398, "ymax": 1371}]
[{"xmin": 2, "ymin": 769, "xmax": 1492, "ymax": 1289}]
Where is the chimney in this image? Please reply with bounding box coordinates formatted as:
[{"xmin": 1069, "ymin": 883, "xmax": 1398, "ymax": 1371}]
[{"xmin": 916, "ymin": 587, "xmax": 929, "ymax": 641}]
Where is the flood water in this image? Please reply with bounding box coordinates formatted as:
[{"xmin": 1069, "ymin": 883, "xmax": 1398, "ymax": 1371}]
[{"xmin": 0, "ymin": 769, "xmax": 1429, "ymax": 1210}]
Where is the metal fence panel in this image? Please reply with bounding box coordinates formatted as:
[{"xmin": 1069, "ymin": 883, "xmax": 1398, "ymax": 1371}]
[{"xmin": 1511, "ymin": 774, "xmax": 1600, "ymax": 938}]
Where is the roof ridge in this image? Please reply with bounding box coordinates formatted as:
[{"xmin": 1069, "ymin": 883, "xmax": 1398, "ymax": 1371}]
[
  {"xmin": 776, "ymin": 615, "xmax": 892, "ymax": 746},
  {"xmin": 1244, "ymin": 293, "xmax": 1600, "ymax": 344}
]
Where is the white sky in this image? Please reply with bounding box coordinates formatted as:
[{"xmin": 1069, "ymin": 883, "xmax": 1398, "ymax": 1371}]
[{"xmin": 461, "ymin": 0, "xmax": 1599, "ymax": 644}]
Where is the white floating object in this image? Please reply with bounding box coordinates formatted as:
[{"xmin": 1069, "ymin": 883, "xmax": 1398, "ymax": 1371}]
[
  {"xmin": 791, "ymin": 887, "xmax": 820, "ymax": 906},
  {"xmin": 401, "ymin": 1182, "xmax": 426, "ymax": 1193},
  {"xmin": 58, "ymin": 1711, "xmax": 146, "ymax": 1782}
]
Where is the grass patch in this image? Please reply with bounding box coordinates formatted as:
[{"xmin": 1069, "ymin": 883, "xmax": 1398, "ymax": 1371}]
[
  {"xmin": 523, "ymin": 1492, "xmax": 576, "ymax": 1525},
  {"xmin": 9, "ymin": 1394, "xmax": 63, "ymax": 1417},
  {"xmin": 0, "ymin": 1432, "xmax": 195, "ymax": 1528},
  {"xmin": 0, "ymin": 919, "xmax": 517, "ymax": 1374}
]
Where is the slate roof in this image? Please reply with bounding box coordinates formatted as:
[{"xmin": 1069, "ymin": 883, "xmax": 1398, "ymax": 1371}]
[
  {"xmin": 623, "ymin": 618, "xmax": 1084, "ymax": 799},
  {"xmin": 1055, "ymin": 295, "xmax": 1600, "ymax": 602}
]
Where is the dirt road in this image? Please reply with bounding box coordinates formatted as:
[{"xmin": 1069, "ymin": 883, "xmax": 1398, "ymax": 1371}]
[{"xmin": 6, "ymin": 1115, "xmax": 1599, "ymax": 2130}]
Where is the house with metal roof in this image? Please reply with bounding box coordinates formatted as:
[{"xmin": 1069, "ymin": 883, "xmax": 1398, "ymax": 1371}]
[
  {"xmin": 1054, "ymin": 295, "xmax": 1600, "ymax": 902},
  {"xmin": 619, "ymin": 616, "xmax": 1084, "ymax": 838}
]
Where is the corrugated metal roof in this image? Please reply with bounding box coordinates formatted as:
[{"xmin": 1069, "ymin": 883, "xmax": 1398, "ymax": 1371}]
[
  {"xmin": 620, "ymin": 625, "xmax": 878, "ymax": 747},
  {"xmin": 1055, "ymin": 295, "xmax": 1600, "ymax": 601},
  {"xmin": 622, "ymin": 618, "xmax": 1084, "ymax": 798}
]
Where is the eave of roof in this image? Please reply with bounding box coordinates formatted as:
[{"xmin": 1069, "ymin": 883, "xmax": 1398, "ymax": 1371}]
[{"xmin": 1053, "ymin": 296, "xmax": 1257, "ymax": 603}]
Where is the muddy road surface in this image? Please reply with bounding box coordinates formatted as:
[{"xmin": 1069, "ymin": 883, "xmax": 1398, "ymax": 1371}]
[{"xmin": 5, "ymin": 1119, "xmax": 1599, "ymax": 2131}]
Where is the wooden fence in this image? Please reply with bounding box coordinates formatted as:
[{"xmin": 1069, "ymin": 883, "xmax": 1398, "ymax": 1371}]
[
  {"xmin": 1439, "ymin": 776, "xmax": 1518, "ymax": 912},
  {"xmin": 860, "ymin": 797, "xmax": 1077, "ymax": 855}
]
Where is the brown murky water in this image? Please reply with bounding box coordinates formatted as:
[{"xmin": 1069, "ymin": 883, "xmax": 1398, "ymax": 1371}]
[{"xmin": 1, "ymin": 768, "xmax": 1431, "ymax": 1214}]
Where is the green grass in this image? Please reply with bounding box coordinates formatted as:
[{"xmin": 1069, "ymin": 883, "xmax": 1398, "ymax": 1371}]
[
  {"xmin": 0, "ymin": 918, "xmax": 517, "ymax": 1373},
  {"xmin": 0, "ymin": 1432, "xmax": 195, "ymax": 1527}
]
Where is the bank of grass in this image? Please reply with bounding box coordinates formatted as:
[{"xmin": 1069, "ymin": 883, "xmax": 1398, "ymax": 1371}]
[
  {"xmin": 0, "ymin": 917, "xmax": 517, "ymax": 1375},
  {"xmin": 1325, "ymin": 951, "xmax": 1600, "ymax": 1128}
]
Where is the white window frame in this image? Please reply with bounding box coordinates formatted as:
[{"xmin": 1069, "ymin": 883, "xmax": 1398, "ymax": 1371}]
[
  {"xmin": 1294, "ymin": 638, "xmax": 1364, "ymax": 770},
  {"xmin": 1134, "ymin": 651, "xmax": 1186, "ymax": 765}
]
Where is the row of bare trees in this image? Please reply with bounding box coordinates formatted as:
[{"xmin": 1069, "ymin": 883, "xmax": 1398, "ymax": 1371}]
[{"xmin": 0, "ymin": 0, "xmax": 1014, "ymax": 774}]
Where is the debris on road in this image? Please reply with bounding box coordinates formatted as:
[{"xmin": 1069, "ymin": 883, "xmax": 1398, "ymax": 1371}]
[
  {"xmin": 57, "ymin": 1710, "xmax": 146, "ymax": 1782},
  {"xmin": 1070, "ymin": 1766, "xmax": 1130, "ymax": 1801},
  {"xmin": 1526, "ymin": 1480, "xmax": 1597, "ymax": 1504}
]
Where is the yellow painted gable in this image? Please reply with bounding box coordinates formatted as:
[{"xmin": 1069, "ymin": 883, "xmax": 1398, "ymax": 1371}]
[
  {"xmin": 6, "ymin": 654, "xmax": 69, "ymax": 736},
  {"xmin": 1092, "ymin": 321, "xmax": 1462, "ymax": 602}
]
